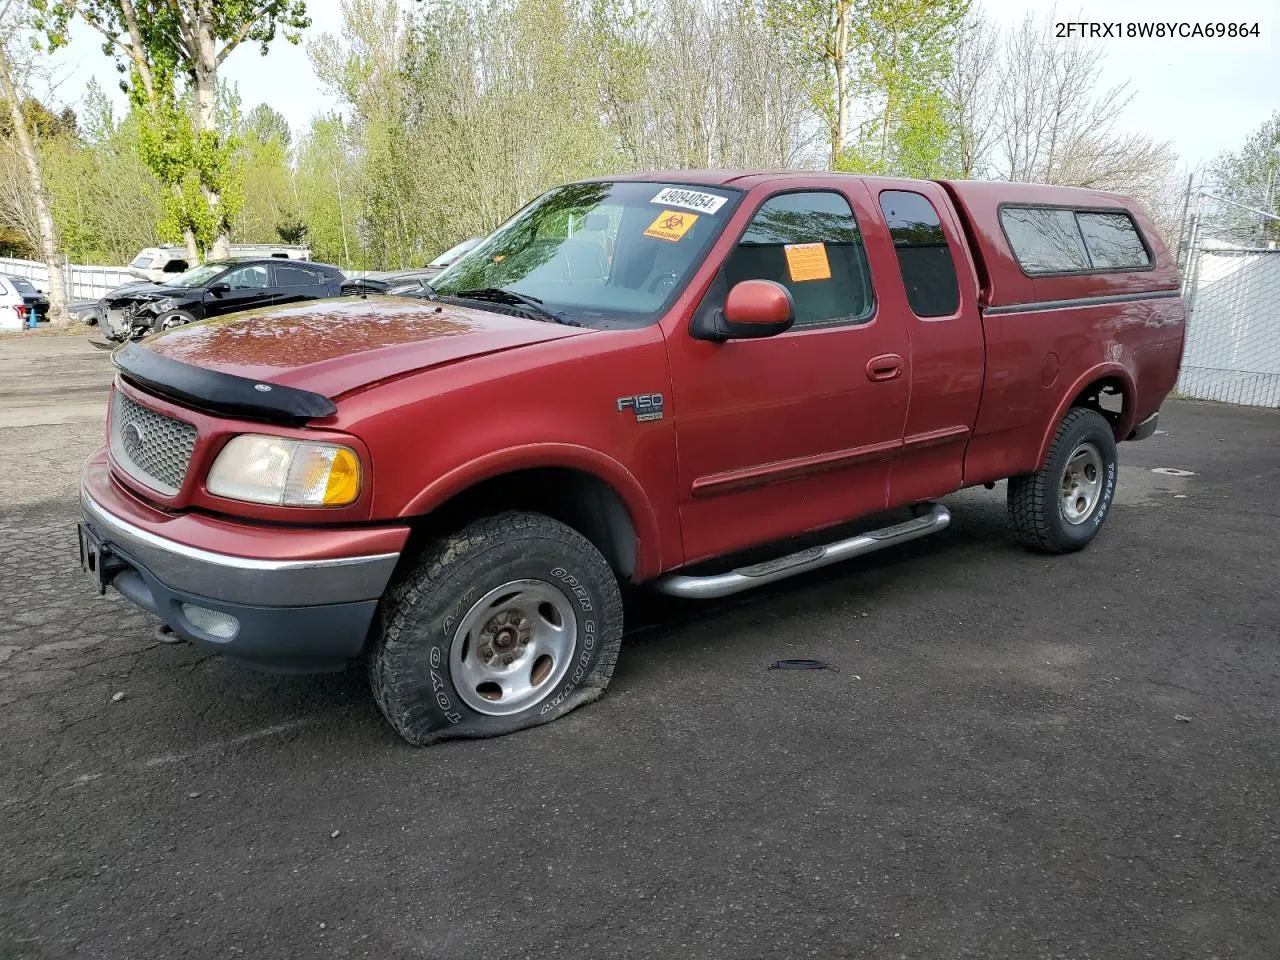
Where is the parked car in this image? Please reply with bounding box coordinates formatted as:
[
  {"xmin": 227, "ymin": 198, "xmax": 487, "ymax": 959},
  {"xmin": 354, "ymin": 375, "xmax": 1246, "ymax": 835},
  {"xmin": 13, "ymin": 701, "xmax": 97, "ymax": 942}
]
[
  {"xmin": 101, "ymin": 258, "xmax": 346, "ymax": 341},
  {"xmin": 70, "ymin": 300, "xmax": 102, "ymax": 325},
  {"xmin": 339, "ymin": 268, "xmax": 439, "ymax": 298},
  {"xmin": 0, "ymin": 275, "xmax": 50, "ymax": 321},
  {"xmin": 339, "ymin": 240, "xmax": 484, "ymax": 298},
  {"xmin": 126, "ymin": 244, "xmax": 313, "ymax": 283},
  {"xmin": 77, "ymin": 172, "xmax": 1185, "ymax": 747},
  {"xmin": 0, "ymin": 275, "xmax": 31, "ymax": 331}
]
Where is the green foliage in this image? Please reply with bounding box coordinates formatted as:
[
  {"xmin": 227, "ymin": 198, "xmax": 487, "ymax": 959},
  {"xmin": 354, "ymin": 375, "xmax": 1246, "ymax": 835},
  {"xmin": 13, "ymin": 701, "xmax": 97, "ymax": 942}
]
[
  {"xmin": 4, "ymin": 81, "xmax": 161, "ymax": 263},
  {"xmin": 32, "ymin": 0, "xmax": 309, "ymax": 257},
  {"xmin": 1206, "ymin": 110, "xmax": 1280, "ymax": 244},
  {"xmin": 293, "ymin": 112, "xmax": 357, "ymax": 266}
]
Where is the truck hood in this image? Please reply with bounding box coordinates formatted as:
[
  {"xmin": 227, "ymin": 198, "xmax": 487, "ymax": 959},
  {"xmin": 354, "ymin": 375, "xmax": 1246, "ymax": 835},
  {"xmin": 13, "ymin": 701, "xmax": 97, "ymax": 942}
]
[{"xmin": 137, "ymin": 296, "xmax": 592, "ymax": 398}]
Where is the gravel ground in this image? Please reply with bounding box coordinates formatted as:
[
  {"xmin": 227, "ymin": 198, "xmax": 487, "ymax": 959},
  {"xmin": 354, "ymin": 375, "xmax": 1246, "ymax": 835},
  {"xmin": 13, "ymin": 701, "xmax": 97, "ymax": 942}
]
[{"xmin": 1, "ymin": 338, "xmax": 1277, "ymax": 960}]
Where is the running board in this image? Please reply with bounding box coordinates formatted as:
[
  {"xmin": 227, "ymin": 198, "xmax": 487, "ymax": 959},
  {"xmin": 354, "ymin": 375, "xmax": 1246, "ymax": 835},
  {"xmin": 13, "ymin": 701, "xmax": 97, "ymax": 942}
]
[{"xmin": 652, "ymin": 503, "xmax": 951, "ymax": 600}]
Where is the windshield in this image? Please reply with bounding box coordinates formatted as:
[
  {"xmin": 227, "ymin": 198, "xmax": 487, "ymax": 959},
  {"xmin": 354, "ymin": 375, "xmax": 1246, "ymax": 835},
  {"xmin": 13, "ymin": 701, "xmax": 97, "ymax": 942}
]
[
  {"xmin": 167, "ymin": 264, "xmax": 228, "ymax": 288},
  {"xmin": 430, "ymin": 181, "xmax": 741, "ymax": 328},
  {"xmin": 130, "ymin": 254, "xmax": 155, "ymax": 269}
]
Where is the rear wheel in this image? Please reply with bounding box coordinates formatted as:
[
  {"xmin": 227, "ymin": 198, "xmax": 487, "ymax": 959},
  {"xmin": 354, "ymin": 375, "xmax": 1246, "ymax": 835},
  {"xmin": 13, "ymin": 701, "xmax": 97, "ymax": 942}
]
[
  {"xmin": 1008, "ymin": 408, "xmax": 1119, "ymax": 553},
  {"xmin": 368, "ymin": 511, "xmax": 623, "ymax": 746}
]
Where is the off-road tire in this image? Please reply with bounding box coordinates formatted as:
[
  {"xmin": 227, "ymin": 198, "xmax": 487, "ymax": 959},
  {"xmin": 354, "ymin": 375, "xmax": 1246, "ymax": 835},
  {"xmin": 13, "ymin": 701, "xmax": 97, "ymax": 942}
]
[
  {"xmin": 1008, "ymin": 408, "xmax": 1119, "ymax": 554},
  {"xmin": 368, "ymin": 511, "xmax": 623, "ymax": 746}
]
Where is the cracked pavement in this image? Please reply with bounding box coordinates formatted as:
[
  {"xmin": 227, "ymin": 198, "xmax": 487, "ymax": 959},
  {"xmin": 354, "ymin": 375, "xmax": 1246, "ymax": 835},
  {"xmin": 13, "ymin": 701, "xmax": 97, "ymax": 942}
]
[{"xmin": 1, "ymin": 337, "xmax": 1278, "ymax": 959}]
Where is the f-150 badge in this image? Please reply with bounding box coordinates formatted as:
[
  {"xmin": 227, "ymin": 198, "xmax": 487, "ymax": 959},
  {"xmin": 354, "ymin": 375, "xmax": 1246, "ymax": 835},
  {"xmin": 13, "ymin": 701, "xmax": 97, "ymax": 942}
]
[{"xmin": 617, "ymin": 394, "xmax": 664, "ymax": 422}]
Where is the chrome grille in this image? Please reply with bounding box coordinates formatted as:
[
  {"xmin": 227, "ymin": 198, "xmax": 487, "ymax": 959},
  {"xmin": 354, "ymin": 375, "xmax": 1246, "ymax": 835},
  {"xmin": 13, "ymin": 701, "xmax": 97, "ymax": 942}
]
[{"xmin": 109, "ymin": 392, "xmax": 197, "ymax": 495}]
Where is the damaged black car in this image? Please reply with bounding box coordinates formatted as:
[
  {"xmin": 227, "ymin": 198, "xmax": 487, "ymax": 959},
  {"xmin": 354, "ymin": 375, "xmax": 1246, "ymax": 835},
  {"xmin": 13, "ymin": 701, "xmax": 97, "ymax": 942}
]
[{"xmin": 101, "ymin": 258, "xmax": 345, "ymax": 342}]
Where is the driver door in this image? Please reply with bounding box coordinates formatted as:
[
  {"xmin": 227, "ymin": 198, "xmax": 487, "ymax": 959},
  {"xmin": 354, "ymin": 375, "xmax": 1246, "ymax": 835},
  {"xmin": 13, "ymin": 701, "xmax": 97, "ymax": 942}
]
[
  {"xmin": 666, "ymin": 185, "xmax": 911, "ymax": 565},
  {"xmin": 204, "ymin": 264, "xmax": 271, "ymax": 318}
]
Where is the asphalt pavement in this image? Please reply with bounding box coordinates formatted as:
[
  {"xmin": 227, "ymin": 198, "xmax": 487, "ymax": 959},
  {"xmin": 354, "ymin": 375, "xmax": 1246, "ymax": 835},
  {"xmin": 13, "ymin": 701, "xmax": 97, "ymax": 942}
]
[{"xmin": 1, "ymin": 336, "xmax": 1277, "ymax": 959}]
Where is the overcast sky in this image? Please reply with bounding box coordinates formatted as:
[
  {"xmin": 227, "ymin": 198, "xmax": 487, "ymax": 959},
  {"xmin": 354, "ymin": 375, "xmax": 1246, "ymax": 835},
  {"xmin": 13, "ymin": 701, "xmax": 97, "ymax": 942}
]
[{"xmin": 44, "ymin": 0, "xmax": 1279, "ymax": 172}]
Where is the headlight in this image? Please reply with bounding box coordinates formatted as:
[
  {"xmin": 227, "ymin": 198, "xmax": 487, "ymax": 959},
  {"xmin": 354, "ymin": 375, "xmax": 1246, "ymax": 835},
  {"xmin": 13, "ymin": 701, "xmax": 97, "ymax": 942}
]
[{"xmin": 207, "ymin": 435, "xmax": 361, "ymax": 507}]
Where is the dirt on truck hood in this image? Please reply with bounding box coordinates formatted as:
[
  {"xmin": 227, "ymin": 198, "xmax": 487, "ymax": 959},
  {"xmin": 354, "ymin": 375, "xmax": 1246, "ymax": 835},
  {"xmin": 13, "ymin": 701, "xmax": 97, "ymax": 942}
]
[{"xmin": 136, "ymin": 296, "xmax": 591, "ymax": 398}]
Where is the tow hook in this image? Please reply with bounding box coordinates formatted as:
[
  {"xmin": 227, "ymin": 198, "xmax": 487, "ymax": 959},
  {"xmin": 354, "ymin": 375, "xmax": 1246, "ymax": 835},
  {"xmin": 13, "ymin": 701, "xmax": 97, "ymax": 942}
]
[{"xmin": 154, "ymin": 624, "xmax": 187, "ymax": 645}]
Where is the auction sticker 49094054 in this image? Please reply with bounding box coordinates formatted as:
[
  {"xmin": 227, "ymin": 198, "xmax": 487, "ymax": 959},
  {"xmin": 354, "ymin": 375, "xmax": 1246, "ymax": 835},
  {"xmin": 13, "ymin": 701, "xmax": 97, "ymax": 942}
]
[{"xmin": 650, "ymin": 187, "xmax": 727, "ymax": 215}]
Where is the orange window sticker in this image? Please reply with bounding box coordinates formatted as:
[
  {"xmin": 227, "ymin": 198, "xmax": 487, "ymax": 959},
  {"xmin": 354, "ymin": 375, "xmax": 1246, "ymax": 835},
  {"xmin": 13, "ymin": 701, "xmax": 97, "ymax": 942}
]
[
  {"xmin": 644, "ymin": 210, "xmax": 699, "ymax": 243},
  {"xmin": 784, "ymin": 242, "xmax": 832, "ymax": 282}
]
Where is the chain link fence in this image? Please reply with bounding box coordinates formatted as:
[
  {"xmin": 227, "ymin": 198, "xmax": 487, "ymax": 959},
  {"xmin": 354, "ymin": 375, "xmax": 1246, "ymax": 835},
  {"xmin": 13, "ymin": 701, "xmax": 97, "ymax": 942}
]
[
  {"xmin": 1177, "ymin": 244, "xmax": 1280, "ymax": 407},
  {"xmin": 1173, "ymin": 183, "xmax": 1280, "ymax": 408}
]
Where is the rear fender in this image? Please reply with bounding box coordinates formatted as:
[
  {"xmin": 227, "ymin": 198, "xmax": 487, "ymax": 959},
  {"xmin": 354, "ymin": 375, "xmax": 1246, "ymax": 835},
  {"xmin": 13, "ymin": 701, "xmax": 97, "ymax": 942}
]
[{"xmin": 1036, "ymin": 363, "xmax": 1137, "ymax": 468}]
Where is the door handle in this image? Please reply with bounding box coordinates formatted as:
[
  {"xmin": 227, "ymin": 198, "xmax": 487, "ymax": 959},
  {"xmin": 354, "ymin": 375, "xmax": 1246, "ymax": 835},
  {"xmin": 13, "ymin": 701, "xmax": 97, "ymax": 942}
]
[{"xmin": 866, "ymin": 354, "xmax": 903, "ymax": 382}]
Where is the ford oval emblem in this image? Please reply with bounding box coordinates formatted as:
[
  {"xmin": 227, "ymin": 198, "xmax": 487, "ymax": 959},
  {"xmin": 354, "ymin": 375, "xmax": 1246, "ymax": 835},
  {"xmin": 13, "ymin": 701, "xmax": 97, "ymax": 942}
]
[{"xmin": 254, "ymin": 383, "xmax": 272, "ymax": 392}]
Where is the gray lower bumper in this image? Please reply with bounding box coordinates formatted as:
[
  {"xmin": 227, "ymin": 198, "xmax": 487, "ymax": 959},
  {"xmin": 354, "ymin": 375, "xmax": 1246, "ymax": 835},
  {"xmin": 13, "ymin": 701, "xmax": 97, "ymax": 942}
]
[
  {"xmin": 81, "ymin": 492, "xmax": 399, "ymax": 607},
  {"xmin": 1127, "ymin": 411, "xmax": 1160, "ymax": 442}
]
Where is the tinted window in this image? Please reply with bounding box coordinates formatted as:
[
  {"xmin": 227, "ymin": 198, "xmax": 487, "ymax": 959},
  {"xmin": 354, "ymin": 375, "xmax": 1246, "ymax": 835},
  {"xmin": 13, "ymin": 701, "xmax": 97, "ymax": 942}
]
[
  {"xmin": 1076, "ymin": 212, "xmax": 1150, "ymax": 269},
  {"xmin": 274, "ymin": 264, "xmax": 321, "ymax": 286},
  {"xmin": 162, "ymin": 259, "xmax": 188, "ymax": 273},
  {"xmin": 879, "ymin": 190, "xmax": 960, "ymax": 317},
  {"xmin": 223, "ymin": 265, "xmax": 268, "ymax": 289},
  {"xmin": 1001, "ymin": 208, "xmax": 1090, "ymax": 274},
  {"xmin": 722, "ymin": 191, "xmax": 873, "ymax": 327}
]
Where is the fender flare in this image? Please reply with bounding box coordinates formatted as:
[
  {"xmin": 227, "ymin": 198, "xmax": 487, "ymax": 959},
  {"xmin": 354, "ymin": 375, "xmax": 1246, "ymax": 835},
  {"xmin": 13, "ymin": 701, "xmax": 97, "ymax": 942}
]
[
  {"xmin": 398, "ymin": 443, "xmax": 664, "ymax": 580},
  {"xmin": 1036, "ymin": 363, "xmax": 1138, "ymax": 468}
]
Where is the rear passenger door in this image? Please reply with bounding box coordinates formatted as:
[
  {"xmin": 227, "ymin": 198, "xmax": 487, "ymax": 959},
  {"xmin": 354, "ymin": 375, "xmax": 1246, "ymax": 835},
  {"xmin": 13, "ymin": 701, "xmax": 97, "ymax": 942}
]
[
  {"xmin": 271, "ymin": 262, "xmax": 331, "ymax": 306},
  {"xmin": 872, "ymin": 183, "xmax": 985, "ymax": 505},
  {"xmin": 667, "ymin": 186, "xmax": 912, "ymax": 565}
]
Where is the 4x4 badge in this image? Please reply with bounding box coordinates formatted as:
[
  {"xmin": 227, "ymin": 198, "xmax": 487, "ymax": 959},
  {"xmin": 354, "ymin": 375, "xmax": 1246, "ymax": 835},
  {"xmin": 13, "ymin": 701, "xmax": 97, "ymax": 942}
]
[{"xmin": 616, "ymin": 394, "xmax": 664, "ymax": 422}]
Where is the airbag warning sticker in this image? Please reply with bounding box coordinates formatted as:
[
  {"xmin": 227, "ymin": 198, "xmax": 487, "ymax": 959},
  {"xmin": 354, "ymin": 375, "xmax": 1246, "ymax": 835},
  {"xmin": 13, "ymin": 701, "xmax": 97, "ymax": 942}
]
[
  {"xmin": 784, "ymin": 242, "xmax": 831, "ymax": 282},
  {"xmin": 644, "ymin": 210, "xmax": 699, "ymax": 242},
  {"xmin": 650, "ymin": 187, "xmax": 727, "ymax": 214}
]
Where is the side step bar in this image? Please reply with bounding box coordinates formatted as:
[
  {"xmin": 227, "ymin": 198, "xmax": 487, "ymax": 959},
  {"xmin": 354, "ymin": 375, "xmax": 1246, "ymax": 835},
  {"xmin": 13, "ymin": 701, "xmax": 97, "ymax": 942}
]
[{"xmin": 652, "ymin": 503, "xmax": 951, "ymax": 600}]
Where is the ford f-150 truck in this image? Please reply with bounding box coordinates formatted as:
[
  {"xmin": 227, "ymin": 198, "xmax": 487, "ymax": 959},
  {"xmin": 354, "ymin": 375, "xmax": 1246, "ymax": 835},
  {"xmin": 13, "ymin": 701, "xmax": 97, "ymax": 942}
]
[{"xmin": 77, "ymin": 171, "xmax": 1185, "ymax": 746}]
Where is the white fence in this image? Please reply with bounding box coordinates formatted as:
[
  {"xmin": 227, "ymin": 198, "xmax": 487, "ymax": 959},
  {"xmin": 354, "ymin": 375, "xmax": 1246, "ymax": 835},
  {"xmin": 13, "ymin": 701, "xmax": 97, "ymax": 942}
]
[
  {"xmin": 1177, "ymin": 247, "xmax": 1280, "ymax": 407},
  {"xmin": 0, "ymin": 257, "xmax": 136, "ymax": 301}
]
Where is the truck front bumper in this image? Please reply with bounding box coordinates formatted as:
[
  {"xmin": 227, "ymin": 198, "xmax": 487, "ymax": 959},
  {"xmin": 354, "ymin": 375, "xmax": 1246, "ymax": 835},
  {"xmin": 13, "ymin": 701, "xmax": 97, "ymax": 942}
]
[{"xmin": 78, "ymin": 454, "xmax": 408, "ymax": 673}]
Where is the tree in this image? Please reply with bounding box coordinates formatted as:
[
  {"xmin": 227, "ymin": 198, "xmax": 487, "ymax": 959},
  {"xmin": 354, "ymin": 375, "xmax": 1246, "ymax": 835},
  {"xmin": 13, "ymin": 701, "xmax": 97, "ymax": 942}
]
[
  {"xmin": 945, "ymin": 7, "xmax": 1181, "ymax": 236},
  {"xmin": 0, "ymin": 0, "xmax": 70, "ymax": 325},
  {"xmin": 838, "ymin": 0, "xmax": 968, "ymax": 177},
  {"xmin": 293, "ymin": 112, "xmax": 357, "ymax": 267},
  {"xmin": 35, "ymin": 0, "xmax": 310, "ymax": 260},
  {"xmin": 1204, "ymin": 111, "xmax": 1280, "ymax": 245},
  {"xmin": 234, "ymin": 100, "xmax": 294, "ymax": 243},
  {"xmin": 941, "ymin": 3, "xmax": 998, "ymax": 178},
  {"xmin": 764, "ymin": 0, "xmax": 858, "ymax": 166}
]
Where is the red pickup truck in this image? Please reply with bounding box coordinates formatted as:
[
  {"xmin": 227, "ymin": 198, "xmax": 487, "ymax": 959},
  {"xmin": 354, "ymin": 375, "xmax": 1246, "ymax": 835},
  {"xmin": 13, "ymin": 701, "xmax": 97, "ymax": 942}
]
[{"xmin": 78, "ymin": 171, "xmax": 1185, "ymax": 745}]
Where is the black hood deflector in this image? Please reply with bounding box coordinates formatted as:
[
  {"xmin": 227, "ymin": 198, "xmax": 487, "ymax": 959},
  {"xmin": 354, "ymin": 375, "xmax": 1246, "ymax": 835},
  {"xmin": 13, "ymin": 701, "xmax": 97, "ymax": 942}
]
[{"xmin": 112, "ymin": 342, "xmax": 338, "ymax": 424}]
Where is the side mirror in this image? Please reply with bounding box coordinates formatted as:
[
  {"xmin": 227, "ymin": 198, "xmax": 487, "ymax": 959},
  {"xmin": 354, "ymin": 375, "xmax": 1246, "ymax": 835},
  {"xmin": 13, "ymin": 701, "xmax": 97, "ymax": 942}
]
[
  {"xmin": 691, "ymin": 279, "xmax": 795, "ymax": 342},
  {"xmin": 208, "ymin": 282, "xmax": 230, "ymax": 295}
]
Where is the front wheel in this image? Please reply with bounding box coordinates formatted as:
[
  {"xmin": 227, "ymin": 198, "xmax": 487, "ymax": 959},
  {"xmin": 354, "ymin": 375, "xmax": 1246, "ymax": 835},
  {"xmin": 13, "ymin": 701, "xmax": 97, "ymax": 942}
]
[
  {"xmin": 368, "ymin": 512, "xmax": 623, "ymax": 746},
  {"xmin": 152, "ymin": 309, "xmax": 197, "ymax": 333},
  {"xmin": 1007, "ymin": 407, "xmax": 1119, "ymax": 553}
]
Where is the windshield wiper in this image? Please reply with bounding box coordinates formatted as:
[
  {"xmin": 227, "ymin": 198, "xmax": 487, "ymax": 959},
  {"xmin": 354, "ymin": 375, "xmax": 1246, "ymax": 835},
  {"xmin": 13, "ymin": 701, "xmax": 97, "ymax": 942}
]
[{"xmin": 446, "ymin": 287, "xmax": 579, "ymax": 326}]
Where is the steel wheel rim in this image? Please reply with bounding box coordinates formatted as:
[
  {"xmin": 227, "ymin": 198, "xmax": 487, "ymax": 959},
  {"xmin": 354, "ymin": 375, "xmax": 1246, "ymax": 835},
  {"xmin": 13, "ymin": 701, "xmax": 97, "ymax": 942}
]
[
  {"xmin": 1060, "ymin": 442, "xmax": 1103, "ymax": 525},
  {"xmin": 449, "ymin": 579, "xmax": 578, "ymax": 716}
]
